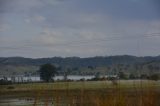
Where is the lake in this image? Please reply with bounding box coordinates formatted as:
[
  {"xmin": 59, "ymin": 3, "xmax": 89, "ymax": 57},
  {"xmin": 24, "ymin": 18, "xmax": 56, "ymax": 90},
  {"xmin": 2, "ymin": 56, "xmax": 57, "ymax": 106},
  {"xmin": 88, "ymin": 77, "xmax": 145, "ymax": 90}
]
[{"xmin": 0, "ymin": 75, "xmax": 98, "ymax": 82}]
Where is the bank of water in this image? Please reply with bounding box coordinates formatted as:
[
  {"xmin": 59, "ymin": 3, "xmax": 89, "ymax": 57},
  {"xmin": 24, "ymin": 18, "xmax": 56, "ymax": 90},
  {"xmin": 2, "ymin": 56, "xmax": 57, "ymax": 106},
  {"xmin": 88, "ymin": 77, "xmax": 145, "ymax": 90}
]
[
  {"xmin": 0, "ymin": 97, "xmax": 65, "ymax": 106},
  {"xmin": 0, "ymin": 75, "xmax": 96, "ymax": 82}
]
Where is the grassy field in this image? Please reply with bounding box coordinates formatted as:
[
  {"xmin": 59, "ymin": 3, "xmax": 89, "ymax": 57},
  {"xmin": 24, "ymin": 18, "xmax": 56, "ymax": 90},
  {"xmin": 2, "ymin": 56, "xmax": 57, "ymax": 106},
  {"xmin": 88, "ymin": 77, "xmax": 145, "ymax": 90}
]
[
  {"xmin": 1, "ymin": 80, "xmax": 160, "ymax": 91},
  {"xmin": 0, "ymin": 80, "xmax": 160, "ymax": 106}
]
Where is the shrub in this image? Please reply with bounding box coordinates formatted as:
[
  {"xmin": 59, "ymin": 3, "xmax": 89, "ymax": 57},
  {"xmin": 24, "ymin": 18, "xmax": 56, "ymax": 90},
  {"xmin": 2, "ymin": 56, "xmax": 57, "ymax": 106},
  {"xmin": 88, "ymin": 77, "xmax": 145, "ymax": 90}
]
[{"xmin": 7, "ymin": 86, "xmax": 15, "ymax": 89}]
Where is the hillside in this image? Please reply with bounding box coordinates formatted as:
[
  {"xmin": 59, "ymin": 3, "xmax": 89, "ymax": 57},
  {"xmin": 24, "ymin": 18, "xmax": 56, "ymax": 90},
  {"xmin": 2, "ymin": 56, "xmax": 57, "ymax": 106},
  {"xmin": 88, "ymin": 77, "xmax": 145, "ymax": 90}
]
[{"xmin": 0, "ymin": 55, "xmax": 160, "ymax": 76}]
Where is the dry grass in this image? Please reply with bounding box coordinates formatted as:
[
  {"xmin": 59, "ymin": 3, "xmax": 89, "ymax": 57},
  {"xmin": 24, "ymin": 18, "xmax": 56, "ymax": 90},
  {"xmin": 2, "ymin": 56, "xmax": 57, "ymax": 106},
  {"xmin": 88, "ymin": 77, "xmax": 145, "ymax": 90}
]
[{"xmin": 0, "ymin": 80, "xmax": 160, "ymax": 106}]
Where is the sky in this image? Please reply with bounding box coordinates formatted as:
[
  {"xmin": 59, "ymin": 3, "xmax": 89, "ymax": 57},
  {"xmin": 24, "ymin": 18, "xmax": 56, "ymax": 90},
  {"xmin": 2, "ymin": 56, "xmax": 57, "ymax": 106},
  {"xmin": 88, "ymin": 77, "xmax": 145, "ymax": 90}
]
[{"xmin": 0, "ymin": 0, "xmax": 160, "ymax": 58}]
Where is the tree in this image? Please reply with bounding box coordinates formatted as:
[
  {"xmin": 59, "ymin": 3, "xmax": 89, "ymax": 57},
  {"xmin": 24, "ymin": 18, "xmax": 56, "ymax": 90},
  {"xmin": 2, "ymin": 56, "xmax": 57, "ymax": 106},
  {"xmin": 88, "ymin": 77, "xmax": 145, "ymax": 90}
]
[
  {"xmin": 129, "ymin": 73, "xmax": 136, "ymax": 79},
  {"xmin": 148, "ymin": 65, "xmax": 154, "ymax": 71},
  {"xmin": 39, "ymin": 64, "xmax": 57, "ymax": 82},
  {"xmin": 140, "ymin": 74, "xmax": 148, "ymax": 79},
  {"xmin": 63, "ymin": 68, "xmax": 70, "ymax": 81},
  {"xmin": 118, "ymin": 71, "xmax": 128, "ymax": 79},
  {"xmin": 149, "ymin": 74, "xmax": 159, "ymax": 81},
  {"xmin": 88, "ymin": 66, "xmax": 94, "ymax": 70},
  {"xmin": 95, "ymin": 72, "xmax": 101, "ymax": 79}
]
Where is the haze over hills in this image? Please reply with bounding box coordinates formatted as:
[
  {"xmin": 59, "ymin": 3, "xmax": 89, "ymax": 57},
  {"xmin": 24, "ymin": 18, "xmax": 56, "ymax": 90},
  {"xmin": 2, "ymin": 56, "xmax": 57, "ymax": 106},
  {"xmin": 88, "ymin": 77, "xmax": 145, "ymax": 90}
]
[{"xmin": 0, "ymin": 55, "xmax": 160, "ymax": 76}]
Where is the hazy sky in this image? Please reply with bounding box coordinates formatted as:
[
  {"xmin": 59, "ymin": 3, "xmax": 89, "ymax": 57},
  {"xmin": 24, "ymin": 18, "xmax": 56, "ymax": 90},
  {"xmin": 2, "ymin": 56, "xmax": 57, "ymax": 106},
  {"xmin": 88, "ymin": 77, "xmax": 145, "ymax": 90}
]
[{"xmin": 0, "ymin": 0, "xmax": 160, "ymax": 58}]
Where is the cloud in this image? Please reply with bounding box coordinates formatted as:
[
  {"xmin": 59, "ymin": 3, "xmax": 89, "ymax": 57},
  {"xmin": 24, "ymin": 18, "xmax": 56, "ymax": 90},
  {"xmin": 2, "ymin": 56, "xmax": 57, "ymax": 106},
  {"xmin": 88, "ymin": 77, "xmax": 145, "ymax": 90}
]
[
  {"xmin": 0, "ymin": 24, "xmax": 9, "ymax": 32},
  {"xmin": 2, "ymin": 18, "xmax": 160, "ymax": 57},
  {"xmin": 25, "ymin": 15, "xmax": 46, "ymax": 24},
  {"xmin": 0, "ymin": 0, "xmax": 160, "ymax": 58},
  {"xmin": 35, "ymin": 15, "xmax": 45, "ymax": 22},
  {"xmin": 0, "ymin": 0, "xmax": 64, "ymax": 15},
  {"xmin": 35, "ymin": 29, "xmax": 65, "ymax": 45}
]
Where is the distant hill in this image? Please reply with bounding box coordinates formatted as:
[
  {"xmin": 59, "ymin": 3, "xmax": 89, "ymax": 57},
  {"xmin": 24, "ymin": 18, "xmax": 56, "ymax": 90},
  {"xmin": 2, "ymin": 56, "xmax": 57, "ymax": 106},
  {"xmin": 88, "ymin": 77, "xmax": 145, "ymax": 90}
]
[{"xmin": 0, "ymin": 55, "xmax": 160, "ymax": 76}]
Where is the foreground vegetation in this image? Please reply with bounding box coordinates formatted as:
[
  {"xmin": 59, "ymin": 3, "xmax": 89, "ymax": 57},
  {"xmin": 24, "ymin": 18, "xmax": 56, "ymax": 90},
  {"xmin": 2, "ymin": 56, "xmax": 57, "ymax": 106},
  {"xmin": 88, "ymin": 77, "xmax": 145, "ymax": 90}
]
[{"xmin": 0, "ymin": 80, "xmax": 160, "ymax": 106}]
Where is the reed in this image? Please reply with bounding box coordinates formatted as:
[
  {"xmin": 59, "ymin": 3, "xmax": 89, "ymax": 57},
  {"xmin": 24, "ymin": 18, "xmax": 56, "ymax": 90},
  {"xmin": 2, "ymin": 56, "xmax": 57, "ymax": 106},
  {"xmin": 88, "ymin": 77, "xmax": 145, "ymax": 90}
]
[{"xmin": 0, "ymin": 80, "xmax": 160, "ymax": 106}]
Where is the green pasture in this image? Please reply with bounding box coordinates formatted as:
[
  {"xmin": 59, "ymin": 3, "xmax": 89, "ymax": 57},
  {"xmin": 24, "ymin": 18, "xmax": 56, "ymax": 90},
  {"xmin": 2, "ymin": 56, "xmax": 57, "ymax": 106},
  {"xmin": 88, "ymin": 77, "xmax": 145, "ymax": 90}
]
[{"xmin": 0, "ymin": 80, "xmax": 160, "ymax": 92}]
